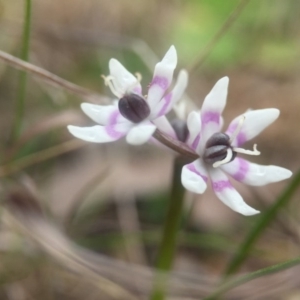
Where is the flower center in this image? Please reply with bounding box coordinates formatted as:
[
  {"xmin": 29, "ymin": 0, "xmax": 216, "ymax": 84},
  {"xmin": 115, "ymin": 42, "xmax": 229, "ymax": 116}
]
[
  {"xmin": 102, "ymin": 74, "xmax": 149, "ymax": 123},
  {"xmin": 203, "ymin": 133, "xmax": 236, "ymax": 167},
  {"xmin": 118, "ymin": 93, "xmax": 150, "ymax": 123},
  {"xmin": 203, "ymin": 116, "xmax": 260, "ymax": 168}
]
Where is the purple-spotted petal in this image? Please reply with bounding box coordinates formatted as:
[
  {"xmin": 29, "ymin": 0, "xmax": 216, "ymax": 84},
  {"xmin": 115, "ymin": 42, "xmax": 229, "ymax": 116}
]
[
  {"xmin": 226, "ymin": 108, "xmax": 280, "ymax": 147},
  {"xmin": 126, "ymin": 123, "xmax": 156, "ymax": 145},
  {"xmin": 186, "ymin": 111, "xmax": 201, "ymax": 151},
  {"xmin": 152, "ymin": 116, "xmax": 176, "ymax": 138},
  {"xmin": 81, "ymin": 103, "xmax": 127, "ymax": 125},
  {"xmin": 199, "ymin": 77, "xmax": 229, "ymax": 153},
  {"xmin": 208, "ymin": 167, "xmax": 259, "ymax": 216},
  {"xmin": 151, "ymin": 70, "xmax": 188, "ymax": 118},
  {"xmin": 67, "ymin": 123, "xmax": 131, "ymax": 143},
  {"xmin": 181, "ymin": 159, "xmax": 208, "ymax": 194},
  {"xmin": 109, "ymin": 59, "xmax": 142, "ymax": 96},
  {"xmin": 220, "ymin": 157, "xmax": 292, "ymax": 186},
  {"xmin": 147, "ymin": 46, "xmax": 177, "ymax": 108}
]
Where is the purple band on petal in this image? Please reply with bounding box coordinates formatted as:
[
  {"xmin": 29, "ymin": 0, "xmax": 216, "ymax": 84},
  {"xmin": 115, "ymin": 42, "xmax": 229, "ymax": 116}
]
[
  {"xmin": 108, "ymin": 110, "xmax": 121, "ymax": 125},
  {"xmin": 212, "ymin": 180, "xmax": 233, "ymax": 192},
  {"xmin": 191, "ymin": 134, "xmax": 200, "ymax": 150},
  {"xmin": 187, "ymin": 164, "xmax": 208, "ymax": 182},
  {"xmin": 227, "ymin": 123, "xmax": 247, "ymax": 146},
  {"xmin": 236, "ymin": 132, "xmax": 247, "ymax": 147},
  {"xmin": 150, "ymin": 76, "xmax": 169, "ymax": 90},
  {"xmin": 158, "ymin": 93, "xmax": 172, "ymax": 116},
  {"xmin": 226, "ymin": 123, "xmax": 237, "ymax": 134},
  {"xmin": 202, "ymin": 111, "xmax": 220, "ymax": 125},
  {"xmin": 226, "ymin": 123, "xmax": 236, "ymax": 135},
  {"xmin": 132, "ymin": 86, "xmax": 142, "ymax": 95},
  {"xmin": 105, "ymin": 125, "xmax": 124, "ymax": 139},
  {"xmin": 232, "ymin": 158, "xmax": 249, "ymax": 181}
]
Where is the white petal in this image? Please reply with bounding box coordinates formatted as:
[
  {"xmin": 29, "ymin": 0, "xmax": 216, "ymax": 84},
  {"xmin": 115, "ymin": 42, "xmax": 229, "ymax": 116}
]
[
  {"xmin": 151, "ymin": 116, "xmax": 176, "ymax": 138},
  {"xmin": 147, "ymin": 46, "xmax": 177, "ymax": 108},
  {"xmin": 173, "ymin": 101, "xmax": 187, "ymax": 120},
  {"xmin": 126, "ymin": 123, "xmax": 156, "ymax": 145},
  {"xmin": 151, "ymin": 70, "xmax": 188, "ymax": 118},
  {"xmin": 186, "ymin": 111, "xmax": 201, "ymax": 151},
  {"xmin": 181, "ymin": 159, "xmax": 208, "ymax": 194},
  {"xmin": 220, "ymin": 116, "xmax": 224, "ymax": 131},
  {"xmin": 199, "ymin": 77, "xmax": 229, "ymax": 153},
  {"xmin": 221, "ymin": 157, "xmax": 292, "ymax": 186},
  {"xmin": 67, "ymin": 124, "xmax": 130, "ymax": 143},
  {"xmin": 109, "ymin": 59, "xmax": 142, "ymax": 96},
  {"xmin": 81, "ymin": 103, "xmax": 127, "ymax": 125},
  {"xmin": 170, "ymin": 70, "xmax": 188, "ymax": 104},
  {"xmin": 226, "ymin": 108, "xmax": 280, "ymax": 147},
  {"xmin": 208, "ymin": 167, "xmax": 260, "ymax": 216}
]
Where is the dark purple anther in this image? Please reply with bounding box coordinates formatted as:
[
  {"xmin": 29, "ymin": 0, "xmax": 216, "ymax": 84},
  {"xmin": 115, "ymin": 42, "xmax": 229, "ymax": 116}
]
[
  {"xmin": 205, "ymin": 132, "xmax": 230, "ymax": 148},
  {"xmin": 170, "ymin": 119, "xmax": 189, "ymax": 142},
  {"xmin": 118, "ymin": 94, "xmax": 150, "ymax": 123},
  {"xmin": 203, "ymin": 132, "xmax": 236, "ymax": 165}
]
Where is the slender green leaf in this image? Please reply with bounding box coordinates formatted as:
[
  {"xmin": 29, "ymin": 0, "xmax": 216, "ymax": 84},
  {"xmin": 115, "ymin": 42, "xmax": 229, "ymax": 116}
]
[
  {"xmin": 12, "ymin": 0, "xmax": 32, "ymax": 142},
  {"xmin": 150, "ymin": 158, "xmax": 186, "ymax": 300},
  {"xmin": 204, "ymin": 257, "xmax": 300, "ymax": 299},
  {"xmin": 224, "ymin": 170, "xmax": 300, "ymax": 276}
]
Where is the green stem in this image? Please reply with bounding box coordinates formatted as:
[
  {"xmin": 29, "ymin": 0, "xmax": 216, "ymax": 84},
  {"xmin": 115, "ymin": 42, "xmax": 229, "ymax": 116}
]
[
  {"xmin": 11, "ymin": 0, "xmax": 32, "ymax": 142},
  {"xmin": 150, "ymin": 157, "xmax": 186, "ymax": 300},
  {"xmin": 224, "ymin": 170, "xmax": 300, "ymax": 276},
  {"xmin": 204, "ymin": 257, "xmax": 300, "ymax": 300}
]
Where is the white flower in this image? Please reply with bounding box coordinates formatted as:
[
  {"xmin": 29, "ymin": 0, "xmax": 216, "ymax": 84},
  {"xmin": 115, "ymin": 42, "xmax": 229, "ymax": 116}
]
[
  {"xmin": 68, "ymin": 46, "xmax": 188, "ymax": 145},
  {"xmin": 181, "ymin": 77, "xmax": 292, "ymax": 216}
]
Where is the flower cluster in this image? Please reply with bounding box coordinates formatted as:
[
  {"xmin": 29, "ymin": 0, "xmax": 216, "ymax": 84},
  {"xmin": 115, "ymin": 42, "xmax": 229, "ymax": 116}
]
[
  {"xmin": 68, "ymin": 46, "xmax": 292, "ymax": 216},
  {"xmin": 68, "ymin": 46, "xmax": 187, "ymax": 145}
]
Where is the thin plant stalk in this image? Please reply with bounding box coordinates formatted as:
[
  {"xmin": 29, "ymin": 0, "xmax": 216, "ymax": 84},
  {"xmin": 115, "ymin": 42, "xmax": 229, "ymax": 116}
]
[
  {"xmin": 150, "ymin": 157, "xmax": 186, "ymax": 300},
  {"xmin": 11, "ymin": 0, "xmax": 32, "ymax": 142}
]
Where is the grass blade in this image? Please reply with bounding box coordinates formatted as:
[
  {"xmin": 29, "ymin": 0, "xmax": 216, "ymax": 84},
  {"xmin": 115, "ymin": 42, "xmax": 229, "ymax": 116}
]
[{"xmin": 224, "ymin": 170, "xmax": 300, "ymax": 276}]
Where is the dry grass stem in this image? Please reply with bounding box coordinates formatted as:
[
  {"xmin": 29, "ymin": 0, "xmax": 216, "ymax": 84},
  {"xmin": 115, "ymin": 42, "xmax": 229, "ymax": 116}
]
[
  {"xmin": 0, "ymin": 49, "xmax": 105, "ymax": 103},
  {"xmin": 65, "ymin": 167, "xmax": 110, "ymax": 228},
  {"xmin": 4, "ymin": 196, "xmax": 300, "ymax": 299},
  {"xmin": 115, "ymin": 193, "xmax": 147, "ymax": 265},
  {"xmin": 0, "ymin": 139, "xmax": 85, "ymax": 177},
  {"xmin": 7, "ymin": 110, "xmax": 82, "ymax": 160}
]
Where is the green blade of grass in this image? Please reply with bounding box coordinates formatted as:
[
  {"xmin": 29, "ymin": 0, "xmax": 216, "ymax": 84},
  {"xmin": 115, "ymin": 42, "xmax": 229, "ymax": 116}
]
[
  {"xmin": 224, "ymin": 170, "xmax": 300, "ymax": 276},
  {"xmin": 204, "ymin": 256, "xmax": 300, "ymax": 299},
  {"xmin": 11, "ymin": 0, "xmax": 32, "ymax": 142}
]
